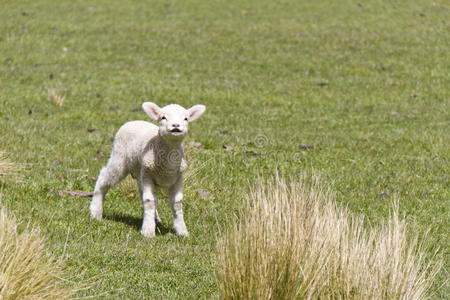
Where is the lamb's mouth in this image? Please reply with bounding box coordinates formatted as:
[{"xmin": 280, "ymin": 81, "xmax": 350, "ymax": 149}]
[{"xmin": 169, "ymin": 128, "xmax": 183, "ymax": 134}]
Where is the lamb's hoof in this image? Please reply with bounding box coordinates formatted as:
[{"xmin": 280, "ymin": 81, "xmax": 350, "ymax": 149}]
[
  {"xmin": 155, "ymin": 216, "xmax": 162, "ymax": 225},
  {"xmin": 174, "ymin": 227, "xmax": 189, "ymax": 237},
  {"xmin": 140, "ymin": 228, "xmax": 156, "ymax": 238},
  {"xmin": 90, "ymin": 207, "xmax": 103, "ymax": 220},
  {"xmin": 177, "ymin": 231, "xmax": 189, "ymax": 237}
]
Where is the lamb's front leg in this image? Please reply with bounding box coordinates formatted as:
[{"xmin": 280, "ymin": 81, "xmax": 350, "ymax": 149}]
[
  {"xmin": 169, "ymin": 175, "xmax": 189, "ymax": 237},
  {"xmin": 140, "ymin": 172, "xmax": 158, "ymax": 238},
  {"xmin": 137, "ymin": 179, "xmax": 161, "ymax": 225}
]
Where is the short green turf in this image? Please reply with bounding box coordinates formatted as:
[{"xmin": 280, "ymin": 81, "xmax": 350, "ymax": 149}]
[{"xmin": 0, "ymin": 0, "xmax": 448, "ymax": 298}]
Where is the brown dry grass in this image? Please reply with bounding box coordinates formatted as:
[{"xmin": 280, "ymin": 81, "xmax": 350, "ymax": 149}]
[
  {"xmin": 47, "ymin": 88, "xmax": 65, "ymax": 107},
  {"xmin": 0, "ymin": 207, "xmax": 73, "ymax": 299},
  {"xmin": 215, "ymin": 175, "xmax": 443, "ymax": 300},
  {"xmin": 117, "ymin": 175, "xmax": 138, "ymax": 198}
]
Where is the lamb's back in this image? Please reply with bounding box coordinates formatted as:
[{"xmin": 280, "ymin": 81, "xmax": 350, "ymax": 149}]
[{"xmin": 112, "ymin": 121, "xmax": 158, "ymax": 170}]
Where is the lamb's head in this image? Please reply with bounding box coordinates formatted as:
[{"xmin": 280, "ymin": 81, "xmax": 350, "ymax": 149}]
[{"xmin": 142, "ymin": 102, "xmax": 206, "ymax": 142}]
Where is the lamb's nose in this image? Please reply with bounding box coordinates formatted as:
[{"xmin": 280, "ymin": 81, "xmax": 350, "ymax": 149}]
[{"xmin": 172, "ymin": 123, "xmax": 180, "ymax": 128}]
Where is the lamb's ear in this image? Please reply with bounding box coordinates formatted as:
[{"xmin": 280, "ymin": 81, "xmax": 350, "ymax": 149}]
[
  {"xmin": 142, "ymin": 102, "xmax": 161, "ymax": 121},
  {"xmin": 187, "ymin": 105, "xmax": 206, "ymax": 122}
]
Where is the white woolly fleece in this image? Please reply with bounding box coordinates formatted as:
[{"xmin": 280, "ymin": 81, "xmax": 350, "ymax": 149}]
[{"xmin": 89, "ymin": 102, "xmax": 205, "ymax": 237}]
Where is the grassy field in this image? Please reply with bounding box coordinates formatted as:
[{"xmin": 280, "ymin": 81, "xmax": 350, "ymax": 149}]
[{"xmin": 0, "ymin": 0, "xmax": 448, "ymax": 298}]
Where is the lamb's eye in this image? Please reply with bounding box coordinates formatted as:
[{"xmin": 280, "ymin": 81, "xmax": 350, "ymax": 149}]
[
  {"xmin": 184, "ymin": 117, "xmax": 188, "ymax": 121},
  {"xmin": 161, "ymin": 116, "xmax": 167, "ymax": 121}
]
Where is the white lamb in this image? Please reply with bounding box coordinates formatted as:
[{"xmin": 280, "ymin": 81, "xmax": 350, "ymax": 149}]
[{"xmin": 89, "ymin": 102, "xmax": 206, "ymax": 237}]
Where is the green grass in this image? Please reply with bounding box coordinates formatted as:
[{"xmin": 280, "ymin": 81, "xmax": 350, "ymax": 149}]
[{"xmin": 0, "ymin": 0, "xmax": 448, "ymax": 298}]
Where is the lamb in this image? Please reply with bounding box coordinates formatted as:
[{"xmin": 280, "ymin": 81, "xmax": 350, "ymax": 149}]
[{"xmin": 89, "ymin": 102, "xmax": 206, "ymax": 237}]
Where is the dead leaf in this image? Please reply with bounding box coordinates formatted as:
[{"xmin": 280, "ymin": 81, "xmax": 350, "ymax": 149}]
[
  {"xmin": 378, "ymin": 192, "xmax": 389, "ymax": 200},
  {"xmin": 95, "ymin": 150, "xmax": 105, "ymax": 160},
  {"xmin": 187, "ymin": 141, "xmax": 203, "ymax": 149},
  {"xmin": 218, "ymin": 130, "xmax": 231, "ymax": 135},
  {"xmin": 58, "ymin": 190, "xmax": 93, "ymax": 198},
  {"xmin": 198, "ymin": 189, "xmax": 211, "ymax": 199},
  {"xmin": 222, "ymin": 144, "xmax": 233, "ymax": 152},
  {"xmin": 243, "ymin": 150, "xmax": 260, "ymax": 156},
  {"xmin": 52, "ymin": 159, "xmax": 63, "ymax": 166},
  {"xmin": 87, "ymin": 128, "xmax": 96, "ymax": 133},
  {"xmin": 299, "ymin": 144, "xmax": 315, "ymax": 150}
]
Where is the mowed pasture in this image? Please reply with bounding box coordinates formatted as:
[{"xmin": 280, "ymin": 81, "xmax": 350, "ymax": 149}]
[{"xmin": 0, "ymin": 0, "xmax": 448, "ymax": 298}]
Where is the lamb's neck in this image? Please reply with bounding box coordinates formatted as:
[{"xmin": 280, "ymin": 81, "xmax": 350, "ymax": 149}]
[
  {"xmin": 156, "ymin": 133, "xmax": 184, "ymax": 152},
  {"xmin": 153, "ymin": 133, "xmax": 186, "ymax": 174}
]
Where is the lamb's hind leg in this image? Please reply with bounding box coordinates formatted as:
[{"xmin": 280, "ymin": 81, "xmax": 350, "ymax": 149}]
[{"xmin": 90, "ymin": 157, "xmax": 127, "ymax": 220}]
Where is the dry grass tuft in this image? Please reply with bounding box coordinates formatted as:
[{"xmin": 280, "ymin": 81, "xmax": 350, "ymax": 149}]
[
  {"xmin": 117, "ymin": 176, "xmax": 137, "ymax": 198},
  {"xmin": 48, "ymin": 88, "xmax": 65, "ymax": 107},
  {"xmin": 0, "ymin": 152, "xmax": 22, "ymax": 183},
  {"xmin": 0, "ymin": 207, "xmax": 73, "ymax": 299},
  {"xmin": 183, "ymin": 159, "xmax": 210, "ymax": 187},
  {"xmin": 215, "ymin": 175, "xmax": 443, "ymax": 300}
]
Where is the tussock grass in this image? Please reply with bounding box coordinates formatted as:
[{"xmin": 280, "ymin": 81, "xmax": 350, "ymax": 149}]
[
  {"xmin": 0, "ymin": 152, "xmax": 22, "ymax": 183},
  {"xmin": 216, "ymin": 175, "xmax": 443, "ymax": 300},
  {"xmin": 0, "ymin": 207, "xmax": 72, "ymax": 299},
  {"xmin": 47, "ymin": 88, "xmax": 65, "ymax": 107},
  {"xmin": 117, "ymin": 176, "xmax": 137, "ymax": 198}
]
